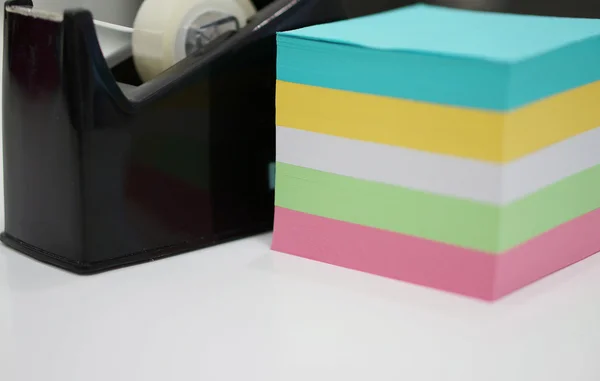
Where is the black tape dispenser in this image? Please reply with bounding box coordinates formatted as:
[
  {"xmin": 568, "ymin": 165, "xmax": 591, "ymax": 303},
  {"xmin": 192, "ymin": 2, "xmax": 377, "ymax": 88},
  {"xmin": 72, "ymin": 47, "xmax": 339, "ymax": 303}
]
[{"xmin": 1, "ymin": 0, "xmax": 361, "ymax": 273}]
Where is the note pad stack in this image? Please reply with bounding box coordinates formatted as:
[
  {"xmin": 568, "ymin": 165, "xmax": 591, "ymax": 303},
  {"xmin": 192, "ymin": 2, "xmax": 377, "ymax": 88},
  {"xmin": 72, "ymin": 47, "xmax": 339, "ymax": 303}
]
[{"xmin": 272, "ymin": 4, "xmax": 600, "ymax": 300}]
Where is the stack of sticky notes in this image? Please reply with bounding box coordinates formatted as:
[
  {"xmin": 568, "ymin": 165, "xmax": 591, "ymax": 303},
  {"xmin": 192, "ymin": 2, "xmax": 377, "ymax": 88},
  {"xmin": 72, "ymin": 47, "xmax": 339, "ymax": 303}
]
[{"xmin": 271, "ymin": 4, "xmax": 600, "ymax": 300}]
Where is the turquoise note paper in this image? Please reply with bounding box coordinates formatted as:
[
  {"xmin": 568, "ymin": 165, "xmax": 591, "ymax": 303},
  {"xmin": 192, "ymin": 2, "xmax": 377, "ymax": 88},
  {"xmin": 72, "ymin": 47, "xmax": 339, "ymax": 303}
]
[{"xmin": 276, "ymin": 4, "xmax": 600, "ymax": 110}]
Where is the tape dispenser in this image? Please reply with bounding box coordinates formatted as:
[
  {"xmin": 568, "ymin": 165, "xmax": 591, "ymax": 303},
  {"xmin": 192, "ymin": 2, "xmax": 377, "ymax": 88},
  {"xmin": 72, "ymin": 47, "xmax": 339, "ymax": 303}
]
[{"xmin": 0, "ymin": 0, "xmax": 351, "ymax": 273}]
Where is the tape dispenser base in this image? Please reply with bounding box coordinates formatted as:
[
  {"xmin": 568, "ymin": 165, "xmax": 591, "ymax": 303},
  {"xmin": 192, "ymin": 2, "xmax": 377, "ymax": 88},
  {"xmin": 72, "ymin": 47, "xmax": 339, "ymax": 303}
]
[{"xmin": 0, "ymin": 0, "xmax": 350, "ymax": 274}]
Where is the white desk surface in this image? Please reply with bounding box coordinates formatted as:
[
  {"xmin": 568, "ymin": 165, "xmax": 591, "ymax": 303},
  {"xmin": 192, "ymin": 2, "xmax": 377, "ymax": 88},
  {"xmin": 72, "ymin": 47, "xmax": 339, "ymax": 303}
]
[{"xmin": 2, "ymin": 19, "xmax": 600, "ymax": 381}]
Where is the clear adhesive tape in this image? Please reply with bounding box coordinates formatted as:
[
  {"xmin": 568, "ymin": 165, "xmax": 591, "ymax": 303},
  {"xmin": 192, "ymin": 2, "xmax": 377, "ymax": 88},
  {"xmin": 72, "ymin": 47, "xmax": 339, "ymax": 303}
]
[
  {"xmin": 233, "ymin": 0, "xmax": 257, "ymax": 20},
  {"xmin": 132, "ymin": 0, "xmax": 256, "ymax": 82}
]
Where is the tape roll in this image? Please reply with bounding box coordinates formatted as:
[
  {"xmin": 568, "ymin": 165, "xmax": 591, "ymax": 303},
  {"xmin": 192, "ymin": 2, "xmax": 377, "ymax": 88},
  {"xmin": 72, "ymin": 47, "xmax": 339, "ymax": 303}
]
[
  {"xmin": 132, "ymin": 0, "xmax": 256, "ymax": 82},
  {"xmin": 234, "ymin": 0, "xmax": 257, "ymax": 20}
]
